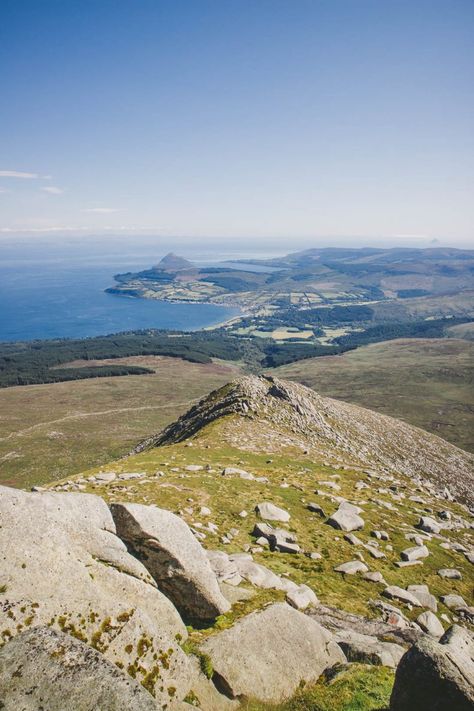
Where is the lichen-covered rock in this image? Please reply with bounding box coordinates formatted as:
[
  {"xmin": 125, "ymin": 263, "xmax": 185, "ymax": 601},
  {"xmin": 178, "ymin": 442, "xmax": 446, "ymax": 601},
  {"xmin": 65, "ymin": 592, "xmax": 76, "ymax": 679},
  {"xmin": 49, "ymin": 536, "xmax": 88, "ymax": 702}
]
[
  {"xmin": 0, "ymin": 627, "xmax": 159, "ymax": 711},
  {"xmin": 200, "ymin": 603, "xmax": 346, "ymax": 703},
  {"xmin": 110, "ymin": 502, "xmax": 230, "ymax": 621},
  {"xmin": 390, "ymin": 625, "xmax": 474, "ymax": 710},
  {"xmin": 0, "ymin": 486, "xmax": 192, "ymax": 704}
]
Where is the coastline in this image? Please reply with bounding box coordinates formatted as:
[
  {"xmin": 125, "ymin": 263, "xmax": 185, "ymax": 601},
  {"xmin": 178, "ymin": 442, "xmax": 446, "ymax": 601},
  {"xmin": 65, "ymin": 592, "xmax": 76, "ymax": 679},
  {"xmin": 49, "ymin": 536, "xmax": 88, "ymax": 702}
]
[{"xmin": 105, "ymin": 288, "xmax": 245, "ymax": 331}]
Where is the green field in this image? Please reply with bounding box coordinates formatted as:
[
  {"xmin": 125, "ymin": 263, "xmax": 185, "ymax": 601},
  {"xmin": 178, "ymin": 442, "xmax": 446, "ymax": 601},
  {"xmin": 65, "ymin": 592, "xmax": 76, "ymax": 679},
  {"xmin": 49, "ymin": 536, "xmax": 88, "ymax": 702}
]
[
  {"xmin": 273, "ymin": 338, "xmax": 474, "ymax": 453},
  {"xmin": 0, "ymin": 356, "xmax": 241, "ymax": 489}
]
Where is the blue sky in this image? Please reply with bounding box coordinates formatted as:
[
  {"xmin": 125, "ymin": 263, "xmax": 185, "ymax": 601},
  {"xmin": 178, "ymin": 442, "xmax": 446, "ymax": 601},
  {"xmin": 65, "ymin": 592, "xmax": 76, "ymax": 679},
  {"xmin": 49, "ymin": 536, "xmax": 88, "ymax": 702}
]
[{"xmin": 0, "ymin": 0, "xmax": 473, "ymax": 245}]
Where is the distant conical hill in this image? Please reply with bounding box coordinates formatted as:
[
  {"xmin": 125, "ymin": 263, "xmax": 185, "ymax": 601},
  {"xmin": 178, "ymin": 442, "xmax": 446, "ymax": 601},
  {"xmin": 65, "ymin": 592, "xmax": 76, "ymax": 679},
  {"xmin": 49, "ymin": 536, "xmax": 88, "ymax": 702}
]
[
  {"xmin": 153, "ymin": 252, "xmax": 194, "ymax": 271},
  {"xmin": 134, "ymin": 375, "xmax": 474, "ymax": 505}
]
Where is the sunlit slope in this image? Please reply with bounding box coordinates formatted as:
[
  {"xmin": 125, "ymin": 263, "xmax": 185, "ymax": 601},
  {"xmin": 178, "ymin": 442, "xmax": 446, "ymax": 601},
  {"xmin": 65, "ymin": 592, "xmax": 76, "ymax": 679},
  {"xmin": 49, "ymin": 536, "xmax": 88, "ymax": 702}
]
[
  {"xmin": 144, "ymin": 375, "xmax": 474, "ymax": 505},
  {"xmin": 45, "ymin": 376, "xmax": 474, "ymax": 625}
]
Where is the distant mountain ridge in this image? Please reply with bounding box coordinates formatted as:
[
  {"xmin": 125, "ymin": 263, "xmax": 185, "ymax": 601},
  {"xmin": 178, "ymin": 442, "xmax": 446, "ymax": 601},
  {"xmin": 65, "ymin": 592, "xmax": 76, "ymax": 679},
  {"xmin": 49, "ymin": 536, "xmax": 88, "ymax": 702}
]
[{"xmin": 107, "ymin": 246, "xmax": 474, "ymax": 321}]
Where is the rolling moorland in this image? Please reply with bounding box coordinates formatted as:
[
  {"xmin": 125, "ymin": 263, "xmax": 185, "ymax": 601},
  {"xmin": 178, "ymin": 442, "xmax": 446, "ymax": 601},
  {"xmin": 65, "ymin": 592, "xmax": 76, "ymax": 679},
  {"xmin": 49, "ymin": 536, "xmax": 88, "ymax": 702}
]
[
  {"xmin": 1, "ymin": 375, "xmax": 473, "ymax": 710},
  {"xmin": 0, "ymin": 357, "xmax": 240, "ymax": 489},
  {"xmin": 273, "ymin": 338, "xmax": 474, "ymax": 454},
  {"xmin": 1, "ymin": 336, "xmax": 474, "ymax": 490}
]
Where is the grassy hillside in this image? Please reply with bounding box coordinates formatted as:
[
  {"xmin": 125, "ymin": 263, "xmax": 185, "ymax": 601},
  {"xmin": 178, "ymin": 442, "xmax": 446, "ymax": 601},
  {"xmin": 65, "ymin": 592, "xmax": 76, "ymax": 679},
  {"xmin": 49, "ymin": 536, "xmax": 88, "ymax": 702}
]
[
  {"xmin": 46, "ymin": 416, "xmax": 474, "ymax": 626},
  {"xmin": 0, "ymin": 356, "xmax": 241, "ymax": 489},
  {"xmin": 272, "ymin": 338, "xmax": 474, "ymax": 453}
]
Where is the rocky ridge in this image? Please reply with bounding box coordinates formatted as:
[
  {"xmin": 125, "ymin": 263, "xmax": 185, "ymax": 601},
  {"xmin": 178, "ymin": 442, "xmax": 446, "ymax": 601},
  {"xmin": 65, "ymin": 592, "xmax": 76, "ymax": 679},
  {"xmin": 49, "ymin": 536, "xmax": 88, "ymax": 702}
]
[{"xmin": 135, "ymin": 375, "xmax": 474, "ymax": 505}]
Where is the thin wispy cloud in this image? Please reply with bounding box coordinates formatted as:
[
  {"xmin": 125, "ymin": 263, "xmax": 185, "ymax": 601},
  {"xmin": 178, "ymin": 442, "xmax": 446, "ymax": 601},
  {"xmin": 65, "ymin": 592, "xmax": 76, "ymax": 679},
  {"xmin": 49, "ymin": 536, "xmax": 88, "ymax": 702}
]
[
  {"xmin": 0, "ymin": 170, "xmax": 39, "ymax": 179},
  {"xmin": 83, "ymin": 207, "xmax": 119, "ymax": 214},
  {"xmin": 0, "ymin": 226, "xmax": 83, "ymax": 233},
  {"xmin": 41, "ymin": 186, "xmax": 63, "ymax": 195}
]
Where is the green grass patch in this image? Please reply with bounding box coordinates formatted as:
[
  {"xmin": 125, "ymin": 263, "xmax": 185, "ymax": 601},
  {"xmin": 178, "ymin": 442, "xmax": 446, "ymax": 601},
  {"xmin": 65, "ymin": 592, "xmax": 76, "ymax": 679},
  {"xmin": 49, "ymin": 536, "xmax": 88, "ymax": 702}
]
[{"xmin": 242, "ymin": 664, "xmax": 393, "ymax": 711}]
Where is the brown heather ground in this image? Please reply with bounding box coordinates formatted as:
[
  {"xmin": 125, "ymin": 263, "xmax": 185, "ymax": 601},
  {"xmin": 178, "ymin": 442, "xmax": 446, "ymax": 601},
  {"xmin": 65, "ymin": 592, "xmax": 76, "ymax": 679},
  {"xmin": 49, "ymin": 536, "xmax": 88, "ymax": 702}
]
[{"xmin": 0, "ymin": 356, "xmax": 241, "ymax": 489}]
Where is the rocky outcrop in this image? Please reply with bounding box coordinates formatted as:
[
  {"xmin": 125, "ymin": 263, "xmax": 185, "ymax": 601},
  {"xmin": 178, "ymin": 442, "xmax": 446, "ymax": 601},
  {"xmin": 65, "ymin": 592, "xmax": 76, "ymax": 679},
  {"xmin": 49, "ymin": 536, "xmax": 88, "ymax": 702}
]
[
  {"xmin": 0, "ymin": 627, "xmax": 159, "ymax": 711},
  {"xmin": 0, "ymin": 486, "xmax": 192, "ymax": 705},
  {"xmin": 200, "ymin": 603, "xmax": 346, "ymax": 703},
  {"xmin": 137, "ymin": 375, "xmax": 474, "ymax": 505},
  {"xmin": 206, "ymin": 550, "xmax": 242, "ymax": 586},
  {"xmin": 416, "ymin": 611, "xmax": 444, "ymax": 637},
  {"xmin": 286, "ymin": 584, "xmax": 318, "ymax": 610},
  {"xmin": 334, "ymin": 560, "xmax": 369, "ymax": 575},
  {"xmin": 110, "ymin": 502, "xmax": 230, "ymax": 621},
  {"xmin": 390, "ymin": 625, "xmax": 474, "ymax": 711},
  {"xmin": 334, "ymin": 629, "xmax": 405, "ymax": 668},
  {"xmin": 255, "ymin": 501, "xmax": 290, "ymax": 522},
  {"xmin": 308, "ymin": 604, "xmax": 421, "ymax": 647},
  {"xmin": 327, "ymin": 502, "xmax": 365, "ymax": 532},
  {"xmin": 230, "ymin": 553, "xmax": 292, "ymax": 591}
]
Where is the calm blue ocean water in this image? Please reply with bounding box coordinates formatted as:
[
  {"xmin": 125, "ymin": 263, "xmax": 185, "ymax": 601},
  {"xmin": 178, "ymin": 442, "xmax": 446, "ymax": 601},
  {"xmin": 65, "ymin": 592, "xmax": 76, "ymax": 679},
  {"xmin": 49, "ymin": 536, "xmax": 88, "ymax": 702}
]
[{"xmin": 0, "ymin": 238, "xmax": 275, "ymax": 342}]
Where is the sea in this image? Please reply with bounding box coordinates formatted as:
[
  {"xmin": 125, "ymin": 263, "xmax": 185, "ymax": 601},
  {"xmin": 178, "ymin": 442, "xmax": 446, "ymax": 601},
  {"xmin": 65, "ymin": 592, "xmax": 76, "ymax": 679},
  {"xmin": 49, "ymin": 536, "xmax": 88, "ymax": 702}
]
[{"xmin": 0, "ymin": 236, "xmax": 283, "ymax": 342}]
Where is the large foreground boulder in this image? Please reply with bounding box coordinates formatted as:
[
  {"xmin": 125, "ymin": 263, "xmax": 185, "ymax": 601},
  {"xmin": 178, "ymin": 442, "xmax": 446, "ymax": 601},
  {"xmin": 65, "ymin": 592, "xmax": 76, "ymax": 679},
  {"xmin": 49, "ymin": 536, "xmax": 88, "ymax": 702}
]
[
  {"xmin": 200, "ymin": 602, "xmax": 346, "ymax": 703},
  {"xmin": 0, "ymin": 486, "xmax": 192, "ymax": 704},
  {"xmin": 110, "ymin": 502, "xmax": 230, "ymax": 621},
  {"xmin": 0, "ymin": 626, "xmax": 159, "ymax": 711},
  {"xmin": 390, "ymin": 625, "xmax": 474, "ymax": 711}
]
